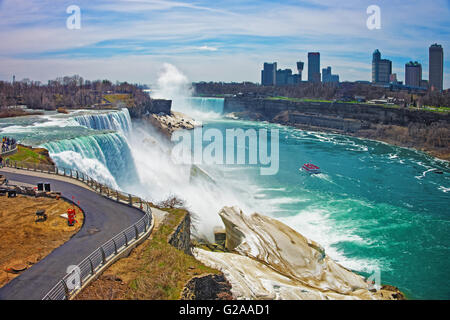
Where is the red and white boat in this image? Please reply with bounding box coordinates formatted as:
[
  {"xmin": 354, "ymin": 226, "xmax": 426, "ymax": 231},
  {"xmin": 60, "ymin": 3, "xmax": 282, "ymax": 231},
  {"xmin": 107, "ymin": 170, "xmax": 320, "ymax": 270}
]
[{"xmin": 301, "ymin": 163, "xmax": 321, "ymax": 174}]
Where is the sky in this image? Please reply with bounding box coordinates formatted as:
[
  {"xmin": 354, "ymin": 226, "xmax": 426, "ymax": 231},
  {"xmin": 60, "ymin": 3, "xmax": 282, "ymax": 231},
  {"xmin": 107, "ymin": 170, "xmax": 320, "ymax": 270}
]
[{"xmin": 0, "ymin": 0, "xmax": 449, "ymax": 88}]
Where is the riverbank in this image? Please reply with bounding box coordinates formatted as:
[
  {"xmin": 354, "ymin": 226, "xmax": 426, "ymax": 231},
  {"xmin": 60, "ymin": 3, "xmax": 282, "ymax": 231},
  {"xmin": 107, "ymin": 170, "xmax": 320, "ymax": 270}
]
[
  {"xmin": 223, "ymin": 97, "xmax": 450, "ymax": 161},
  {"xmin": 0, "ymin": 108, "xmax": 44, "ymax": 119}
]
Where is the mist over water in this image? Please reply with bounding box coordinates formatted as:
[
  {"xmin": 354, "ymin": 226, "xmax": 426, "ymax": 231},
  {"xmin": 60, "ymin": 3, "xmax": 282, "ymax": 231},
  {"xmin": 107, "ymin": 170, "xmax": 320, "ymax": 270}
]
[{"xmin": 150, "ymin": 63, "xmax": 222, "ymax": 121}]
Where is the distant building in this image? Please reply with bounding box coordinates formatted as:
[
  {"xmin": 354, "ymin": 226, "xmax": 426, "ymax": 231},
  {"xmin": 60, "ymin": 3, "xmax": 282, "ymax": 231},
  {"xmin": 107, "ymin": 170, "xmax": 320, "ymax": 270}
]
[
  {"xmin": 429, "ymin": 43, "xmax": 444, "ymax": 91},
  {"xmin": 276, "ymin": 69, "xmax": 293, "ymax": 86},
  {"xmin": 372, "ymin": 49, "xmax": 392, "ymax": 84},
  {"xmin": 276, "ymin": 68, "xmax": 303, "ymax": 85},
  {"xmin": 308, "ymin": 52, "xmax": 321, "ymax": 83},
  {"xmin": 390, "ymin": 73, "xmax": 398, "ymax": 84},
  {"xmin": 322, "ymin": 66, "xmax": 339, "ymax": 84},
  {"xmin": 420, "ymin": 79, "xmax": 429, "ymax": 89},
  {"xmin": 297, "ymin": 61, "xmax": 304, "ymax": 82},
  {"xmin": 405, "ymin": 61, "xmax": 422, "ymax": 88},
  {"xmin": 261, "ymin": 62, "xmax": 277, "ymax": 86}
]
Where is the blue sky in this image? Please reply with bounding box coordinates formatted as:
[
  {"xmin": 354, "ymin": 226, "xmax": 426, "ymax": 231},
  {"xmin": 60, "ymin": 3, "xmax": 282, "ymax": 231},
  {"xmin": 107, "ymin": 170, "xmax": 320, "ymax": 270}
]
[{"xmin": 0, "ymin": 0, "xmax": 449, "ymax": 88}]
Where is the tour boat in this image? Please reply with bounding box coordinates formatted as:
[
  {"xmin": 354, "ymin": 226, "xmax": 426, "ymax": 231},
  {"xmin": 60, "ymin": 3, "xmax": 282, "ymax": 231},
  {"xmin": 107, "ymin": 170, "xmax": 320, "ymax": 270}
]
[{"xmin": 301, "ymin": 163, "xmax": 321, "ymax": 174}]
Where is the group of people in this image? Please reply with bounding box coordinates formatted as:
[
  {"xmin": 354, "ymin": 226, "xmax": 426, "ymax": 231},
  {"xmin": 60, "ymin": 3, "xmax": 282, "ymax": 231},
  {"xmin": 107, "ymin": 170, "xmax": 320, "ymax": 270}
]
[{"xmin": 1, "ymin": 136, "xmax": 16, "ymax": 153}]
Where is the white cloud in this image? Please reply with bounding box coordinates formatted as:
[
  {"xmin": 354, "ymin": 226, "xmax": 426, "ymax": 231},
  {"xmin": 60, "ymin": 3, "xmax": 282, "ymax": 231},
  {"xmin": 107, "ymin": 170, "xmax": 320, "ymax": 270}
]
[{"xmin": 195, "ymin": 46, "xmax": 218, "ymax": 52}]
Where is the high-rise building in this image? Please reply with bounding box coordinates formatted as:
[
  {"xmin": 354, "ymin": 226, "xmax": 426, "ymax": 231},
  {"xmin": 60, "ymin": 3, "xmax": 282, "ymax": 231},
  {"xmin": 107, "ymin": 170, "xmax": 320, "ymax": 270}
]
[
  {"xmin": 297, "ymin": 61, "xmax": 304, "ymax": 82},
  {"xmin": 322, "ymin": 66, "xmax": 339, "ymax": 83},
  {"xmin": 405, "ymin": 61, "xmax": 422, "ymax": 88},
  {"xmin": 308, "ymin": 52, "xmax": 321, "ymax": 83},
  {"xmin": 429, "ymin": 43, "xmax": 444, "ymax": 91},
  {"xmin": 276, "ymin": 69, "xmax": 293, "ymax": 86},
  {"xmin": 372, "ymin": 49, "xmax": 392, "ymax": 84},
  {"xmin": 261, "ymin": 62, "xmax": 277, "ymax": 86}
]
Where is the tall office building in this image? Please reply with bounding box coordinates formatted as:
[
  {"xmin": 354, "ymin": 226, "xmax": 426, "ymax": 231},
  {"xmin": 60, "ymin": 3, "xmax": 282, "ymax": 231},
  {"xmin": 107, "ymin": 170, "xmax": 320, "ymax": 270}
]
[
  {"xmin": 372, "ymin": 49, "xmax": 392, "ymax": 84},
  {"xmin": 261, "ymin": 62, "xmax": 277, "ymax": 86},
  {"xmin": 429, "ymin": 44, "xmax": 444, "ymax": 91},
  {"xmin": 297, "ymin": 61, "xmax": 304, "ymax": 82},
  {"xmin": 308, "ymin": 52, "xmax": 321, "ymax": 83},
  {"xmin": 405, "ymin": 61, "xmax": 422, "ymax": 87}
]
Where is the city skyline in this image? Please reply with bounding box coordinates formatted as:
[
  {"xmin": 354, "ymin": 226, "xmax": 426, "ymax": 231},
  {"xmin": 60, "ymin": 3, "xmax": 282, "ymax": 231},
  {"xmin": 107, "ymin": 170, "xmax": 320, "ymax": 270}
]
[{"xmin": 0, "ymin": 0, "xmax": 449, "ymax": 88}]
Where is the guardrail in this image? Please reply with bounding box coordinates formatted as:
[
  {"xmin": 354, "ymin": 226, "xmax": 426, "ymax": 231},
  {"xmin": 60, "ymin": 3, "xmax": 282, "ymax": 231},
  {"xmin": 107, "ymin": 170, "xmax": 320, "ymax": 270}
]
[
  {"xmin": 2, "ymin": 160, "xmax": 153, "ymax": 300},
  {"xmin": 0, "ymin": 146, "xmax": 17, "ymax": 157}
]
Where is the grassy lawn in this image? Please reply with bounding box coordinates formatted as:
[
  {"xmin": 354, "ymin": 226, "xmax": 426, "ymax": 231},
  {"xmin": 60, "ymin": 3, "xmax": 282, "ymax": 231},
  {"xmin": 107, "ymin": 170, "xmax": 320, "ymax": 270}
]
[
  {"xmin": 421, "ymin": 105, "xmax": 450, "ymax": 113},
  {"xmin": 5, "ymin": 145, "xmax": 53, "ymax": 165},
  {"xmin": 76, "ymin": 208, "xmax": 220, "ymax": 300},
  {"xmin": 103, "ymin": 94, "xmax": 134, "ymax": 107},
  {"xmin": 266, "ymin": 96, "xmax": 334, "ymax": 103}
]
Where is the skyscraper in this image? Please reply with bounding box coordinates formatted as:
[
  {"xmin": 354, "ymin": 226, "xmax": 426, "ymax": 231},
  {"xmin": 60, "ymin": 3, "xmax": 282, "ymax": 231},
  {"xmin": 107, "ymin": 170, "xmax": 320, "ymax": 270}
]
[
  {"xmin": 308, "ymin": 52, "xmax": 321, "ymax": 83},
  {"xmin": 297, "ymin": 61, "xmax": 304, "ymax": 82},
  {"xmin": 429, "ymin": 44, "xmax": 444, "ymax": 91},
  {"xmin": 405, "ymin": 61, "xmax": 422, "ymax": 88},
  {"xmin": 261, "ymin": 62, "xmax": 277, "ymax": 86},
  {"xmin": 372, "ymin": 49, "xmax": 392, "ymax": 84}
]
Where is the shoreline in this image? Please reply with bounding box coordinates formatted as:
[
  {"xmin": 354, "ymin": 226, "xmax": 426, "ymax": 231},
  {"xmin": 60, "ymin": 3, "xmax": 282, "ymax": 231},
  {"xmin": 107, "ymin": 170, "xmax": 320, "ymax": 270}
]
[
  {"xmin": 266, "ymin": 118, "xmax": 450, "ymax": 162},
  {"xmin": 220, "ymin": 96, "xmax": 450, "ymax": 162}
]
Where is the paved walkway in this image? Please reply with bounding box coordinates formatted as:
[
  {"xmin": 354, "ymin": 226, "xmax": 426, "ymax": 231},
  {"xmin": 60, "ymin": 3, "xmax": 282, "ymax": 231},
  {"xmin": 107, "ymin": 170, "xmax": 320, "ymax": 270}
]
[{"xmin": 0, "ymin": 168, "xmax": 145, "ymax": 300}]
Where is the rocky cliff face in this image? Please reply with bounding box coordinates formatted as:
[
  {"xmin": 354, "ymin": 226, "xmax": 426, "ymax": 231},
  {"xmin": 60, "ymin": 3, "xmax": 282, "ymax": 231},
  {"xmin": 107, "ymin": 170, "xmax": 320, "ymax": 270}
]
[
  {"xmin": 193, "ymin": 206, "xmax": 404, "ymax": 300},
  {"xmin": 145, "ymin": 111, "xmax": 201, "ymax": 138},
  {"xmin": 181, "ymin": 274, "xmax": 233, "ymax": 300},
  {"xmin": 168, "ymin": 211, "xmax": 192, "ymax": 255},
  {"xmin": 224, "ymin": 97, "xmax": 450, "ymax": 160},
  {"xmin": 127, "ymin": 99, "xmax": 172, "ymax": 119}
]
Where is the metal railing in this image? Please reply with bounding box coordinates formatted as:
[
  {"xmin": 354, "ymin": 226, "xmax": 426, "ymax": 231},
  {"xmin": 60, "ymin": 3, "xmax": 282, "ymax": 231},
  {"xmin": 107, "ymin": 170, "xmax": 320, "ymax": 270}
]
[{"xmin": 3, "ymin": 160, "xmax": 153, "ymax": 300}]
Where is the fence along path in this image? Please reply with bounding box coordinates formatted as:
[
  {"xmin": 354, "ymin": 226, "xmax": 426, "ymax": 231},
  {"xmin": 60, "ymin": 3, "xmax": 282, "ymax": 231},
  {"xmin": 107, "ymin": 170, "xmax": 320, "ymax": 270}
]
[{"xmin": 3, "ymin": 160, "xmax": 153, "ymax": 300}]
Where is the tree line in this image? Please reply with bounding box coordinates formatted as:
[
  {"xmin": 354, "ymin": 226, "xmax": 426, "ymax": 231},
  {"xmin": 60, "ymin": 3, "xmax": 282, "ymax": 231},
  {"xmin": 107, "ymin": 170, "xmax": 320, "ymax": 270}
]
[{"xmin": 0, "ymin": 75, "xmax": 152, "ymax": 110}]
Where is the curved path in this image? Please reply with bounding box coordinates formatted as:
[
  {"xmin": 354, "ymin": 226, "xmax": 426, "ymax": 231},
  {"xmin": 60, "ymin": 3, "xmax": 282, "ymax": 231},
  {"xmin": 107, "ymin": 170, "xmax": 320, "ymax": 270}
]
[{"xmin": 0, "ymin": 168, "xmax": 145, "ymax": 300}]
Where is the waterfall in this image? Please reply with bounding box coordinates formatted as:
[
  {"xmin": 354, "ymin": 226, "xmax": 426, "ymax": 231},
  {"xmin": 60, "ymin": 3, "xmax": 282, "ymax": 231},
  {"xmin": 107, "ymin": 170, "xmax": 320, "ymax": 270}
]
[
  {"xmin": 42, "ymin": 132, "xmax": 138, "ymax": 189},
  {"xmin": 72, "ymin": 108, "xmax": 132, "ymax": 134},
  {"xmin": 191, "ymin": 97, "xmax": 224, "ymax": 114},
  {"xmin": 171, "ymin": 97, "xmax": 224, "ymax": 121}
]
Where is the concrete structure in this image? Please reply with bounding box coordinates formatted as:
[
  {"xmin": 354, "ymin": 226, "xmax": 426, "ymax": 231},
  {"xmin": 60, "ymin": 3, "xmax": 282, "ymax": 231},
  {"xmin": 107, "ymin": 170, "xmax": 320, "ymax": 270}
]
[
  {"xmin": 308, "ymin": 52, "xmax": 321, "ymax": 83},
  {"xmin": 405, "ymin": 61, "xmax": 422, "ymax": 88},
  {"xmin": 261, "ymin": 62, "xmax": 277, "ymax": 86},
  {"xmin": 429, "ymin": 43, "xmax": 444, "ymax": 91},
  {"xmin": 372, "ymin": 49, "xmax": 392, "ymax": 84},
  {"xmin": 322, "ymin": 66, "xmax": 339, "ymax": 84}
]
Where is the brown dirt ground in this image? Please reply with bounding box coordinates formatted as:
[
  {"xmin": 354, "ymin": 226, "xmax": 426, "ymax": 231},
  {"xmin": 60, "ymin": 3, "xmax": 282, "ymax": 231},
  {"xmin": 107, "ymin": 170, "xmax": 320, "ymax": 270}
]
[{"xmin": 0, "ymin": 195, "xmax": 84, "ymax": 287}]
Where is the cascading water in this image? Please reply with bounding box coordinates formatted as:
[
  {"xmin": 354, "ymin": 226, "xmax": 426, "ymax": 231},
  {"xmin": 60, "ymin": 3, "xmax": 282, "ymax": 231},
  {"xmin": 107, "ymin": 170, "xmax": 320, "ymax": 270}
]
[
  {"xmin": 72, "ymin": 108, "xmax": 132, "ymax": 134},
  {"xmin": 43, "ymin": 132, "xmax": 138, "ymax": 189}
]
